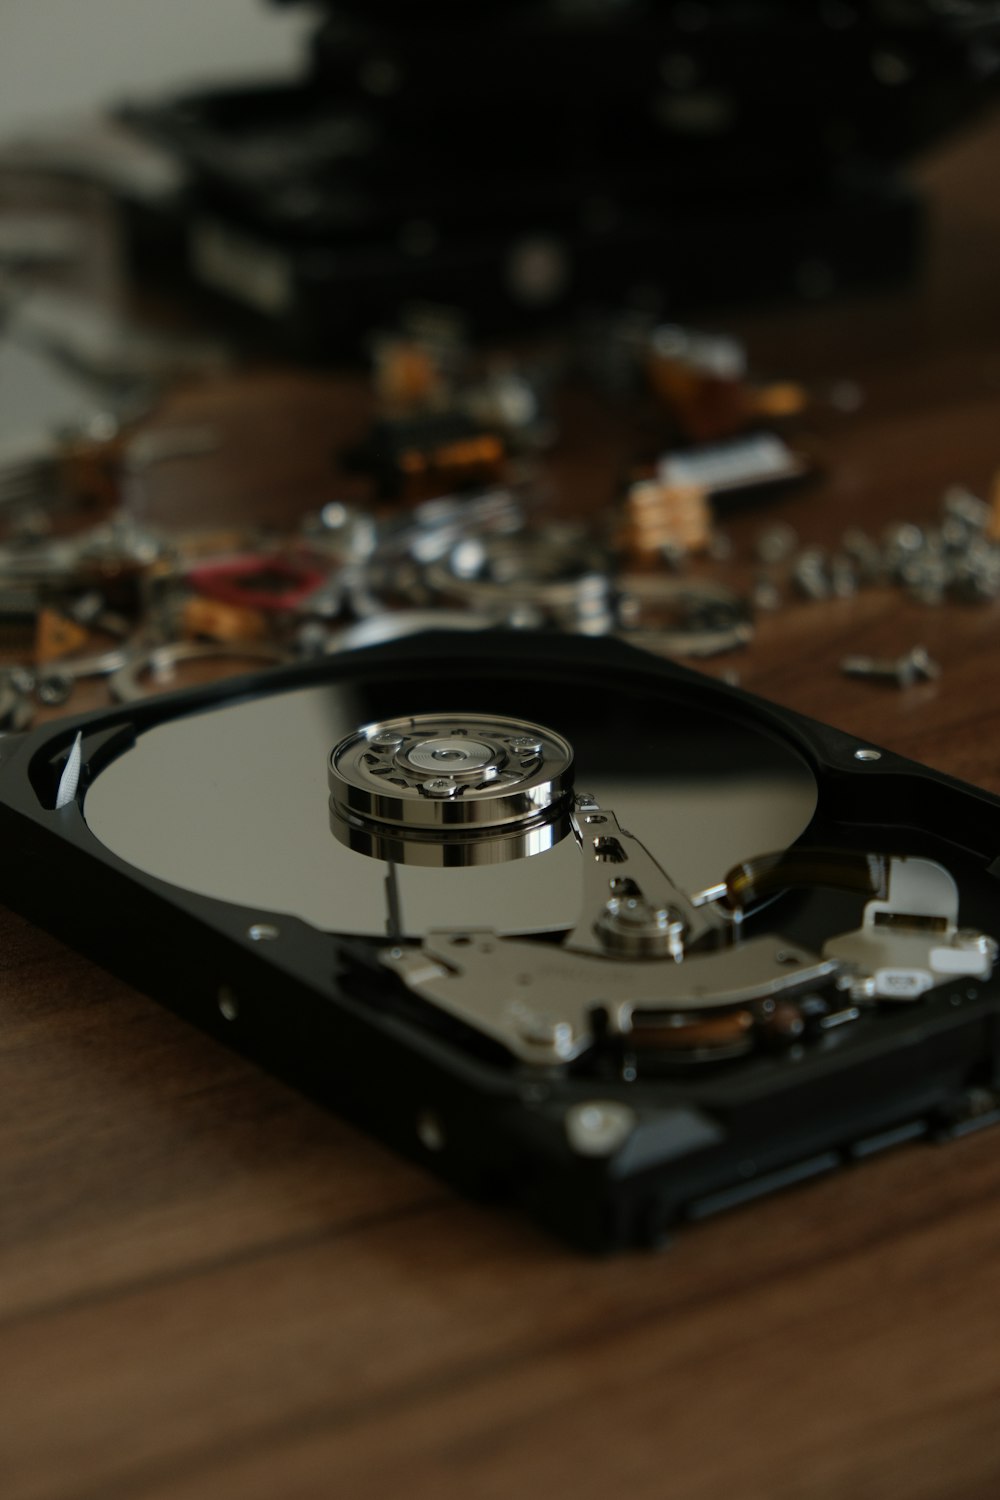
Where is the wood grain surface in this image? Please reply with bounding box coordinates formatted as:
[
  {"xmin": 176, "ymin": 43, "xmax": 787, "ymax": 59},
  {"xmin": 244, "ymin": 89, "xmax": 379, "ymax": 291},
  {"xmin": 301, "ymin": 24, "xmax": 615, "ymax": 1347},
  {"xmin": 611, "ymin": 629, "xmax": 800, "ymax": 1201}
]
[{"xmin": 4, "ymin": 111, "xmax": 1000, "ymax": 1500}]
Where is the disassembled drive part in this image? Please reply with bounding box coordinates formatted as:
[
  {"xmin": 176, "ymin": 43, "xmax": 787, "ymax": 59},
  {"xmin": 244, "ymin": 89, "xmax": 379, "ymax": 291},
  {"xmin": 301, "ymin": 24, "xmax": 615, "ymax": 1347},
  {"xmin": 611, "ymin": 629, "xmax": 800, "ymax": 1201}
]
[{"xmin": 365, "ymin": 723, "xmax": 998, "ymax": 1065}]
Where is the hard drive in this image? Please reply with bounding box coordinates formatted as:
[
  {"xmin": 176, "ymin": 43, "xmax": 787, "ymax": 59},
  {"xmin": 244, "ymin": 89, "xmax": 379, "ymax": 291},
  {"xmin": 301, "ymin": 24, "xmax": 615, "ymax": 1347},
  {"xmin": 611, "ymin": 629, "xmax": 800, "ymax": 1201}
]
[{"xmin": 1, "ymin": 631, "xmax": 998, "ymax": 1251}]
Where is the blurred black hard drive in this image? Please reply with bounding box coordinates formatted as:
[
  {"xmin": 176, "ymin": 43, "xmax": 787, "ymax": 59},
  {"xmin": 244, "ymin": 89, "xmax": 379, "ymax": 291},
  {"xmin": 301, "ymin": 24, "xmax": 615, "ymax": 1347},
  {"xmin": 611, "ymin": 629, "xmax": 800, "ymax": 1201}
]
[
  {"xmin": 104, "ymin": 0, "xmax": 1000, "ymax": 350},
  {"xmin": 1, "ymin": 632, "xmax": 999, "ymax": 1250}
]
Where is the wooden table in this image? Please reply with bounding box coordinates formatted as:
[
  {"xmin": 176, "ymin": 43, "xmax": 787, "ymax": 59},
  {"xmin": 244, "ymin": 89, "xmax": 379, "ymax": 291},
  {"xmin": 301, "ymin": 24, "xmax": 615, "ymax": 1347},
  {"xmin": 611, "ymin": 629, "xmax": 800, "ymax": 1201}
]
[{"xmin": 4, "ymin": 111, "xmax": 1000, "ymax": 1500}]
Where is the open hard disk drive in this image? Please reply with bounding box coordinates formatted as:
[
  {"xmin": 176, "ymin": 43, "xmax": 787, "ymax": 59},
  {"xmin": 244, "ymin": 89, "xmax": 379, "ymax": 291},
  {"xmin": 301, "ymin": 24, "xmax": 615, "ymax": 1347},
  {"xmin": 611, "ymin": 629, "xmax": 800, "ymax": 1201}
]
[{"xmin": 2, "ymin": 631, "xmax": 999, "ymax": 1251}]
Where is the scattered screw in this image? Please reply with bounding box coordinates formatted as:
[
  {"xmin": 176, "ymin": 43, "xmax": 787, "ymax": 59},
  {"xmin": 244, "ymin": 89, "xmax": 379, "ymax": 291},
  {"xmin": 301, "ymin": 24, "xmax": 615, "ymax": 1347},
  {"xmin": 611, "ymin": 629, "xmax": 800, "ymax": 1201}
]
[
  {"xmin": 36, "ymin": 673, "xmax": 73, "ymax": 706},
  {"xmin": 841, "ymin": 646, "xmax": 940, "ymax": 687},
  {"xmin": 792, "ymin": 546, "xmax": 830, "ymax": 600},
  {"xmin": 755, "ymin": 522, "xmax": 798, "ymax": 565},
  {"xmin": 752, "ymin": 573, "xmax": 782, "ymax": 611}
]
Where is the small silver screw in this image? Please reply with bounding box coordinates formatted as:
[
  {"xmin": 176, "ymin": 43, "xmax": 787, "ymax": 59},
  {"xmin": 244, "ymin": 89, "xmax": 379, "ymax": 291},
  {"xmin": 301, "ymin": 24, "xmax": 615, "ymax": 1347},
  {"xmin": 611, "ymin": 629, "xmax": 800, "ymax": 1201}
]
[
  {"xmin": 370, "ymin": 730, "xmax": 404, "ymax": 749},
  {"xmin": 854, "ymin": 748, "xmax": 882, "ymax": 762},
  {"xmin": 248, "ymin": 923, "xmax": 279, "ymax": 942},
  {"xmin": 508, "ymin": 735, "xmax": 543, "ymax": 754},
  {"xmin": 955, "ymin": 931, "xmax": 998, "ymax": 960},
  {"xmin": 565, "ymin": 1101, "xmax": 637, "ymax": 1157},
  {"xmin": 422, "ymin": 777, "xmax": 461, "ymax": 797}
]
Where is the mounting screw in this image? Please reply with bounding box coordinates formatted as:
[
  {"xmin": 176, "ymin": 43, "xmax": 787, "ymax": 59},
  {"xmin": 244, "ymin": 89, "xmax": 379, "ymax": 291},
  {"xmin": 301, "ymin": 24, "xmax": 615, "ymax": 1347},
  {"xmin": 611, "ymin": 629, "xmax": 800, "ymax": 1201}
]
[
  {"xmin": 248, "ymin": 923, "xmax": 279, "ymax": 942},
  {"xmin": 854, "ymin": 748, "xmax": 882, "ymax": 762},
  {"xmin": 517, "ymin": 1013, "xmax": 576, "ymax": 1056},
  {"xmin": 422, "ymin": 777, "xmax": 461, "ymax": 797},
  {"xmin": 565, "ymin": 1101, "xmax": 637, "ymax": 1157}
]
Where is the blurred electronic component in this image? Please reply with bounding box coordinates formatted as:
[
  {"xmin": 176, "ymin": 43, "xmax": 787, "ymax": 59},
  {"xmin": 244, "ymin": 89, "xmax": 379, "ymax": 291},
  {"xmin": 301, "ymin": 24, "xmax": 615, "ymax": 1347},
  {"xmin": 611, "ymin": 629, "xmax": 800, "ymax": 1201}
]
[
  {"xmin": 347, "ymin": 412, "xmax": 506, "ymax": 501},
  {"xmin": 425, "ymin": 526, "xmax": 615, "ymax": 634},
  {"xmin": 616, "ymin": 479, "xmax": 711, "ymax": 565},
  {"xmin": 646, "ymin": 326, "xmax": 749, "ymax": 443},
  {"xmin": 616, "ymin": 575, "xmax": 753, "ymax": 658},
  {"xmin": 372, "ymin": 336, "xmax": 447, "ymax": 416},
  {"xmin": 647, "ymin": 324, "xmax": 811, "ymax": 442},
  {"xmin": 658, "ymin": 433, "xmax": 813, "ymax": 500}
]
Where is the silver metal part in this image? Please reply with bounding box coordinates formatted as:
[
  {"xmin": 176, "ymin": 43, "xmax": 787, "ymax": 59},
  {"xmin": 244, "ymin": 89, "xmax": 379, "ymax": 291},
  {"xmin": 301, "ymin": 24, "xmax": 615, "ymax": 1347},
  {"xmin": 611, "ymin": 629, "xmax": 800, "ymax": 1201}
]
[
  {"xmin": 658, "ymin": 434, "xmax": 809, "ymax": 497},
  {"xmin": 792, "ymin": 547, "xmax": 831, "ymax": 600},
  {"xmin": 84, "ymin": 679, "xmax": 818, "ymax": 939},
  {"xmin": 108, "ymin": 640, "xmax": 290, "ymax": 703},
  {"xmin": 382, "ymin": 927, "xmax": 839, "ymax": 1065},
  {"xmin": 824, "ymin": 856, "xmax": 997, "ymax": 1000},
  {"xmin": 565, "ymin": 1102, "xmax": 638, "ymax": 1158},
  {"xmin": 567, "ymin": 798, "xmax": 718, "ymax": 960},
  {"xmin": 381, "ymin": 794, "xmax": 836, "ymax": 1064},
  {"xmin": 329, "ymin": 712, "xmax": 575, "ymax": 866},
  {"xmin": 425, "ymin": 528, "xmax": 615, "ymax": 634},
  {"xmin": 616, "ymin": 575, "xmax": 752, "ymax": 658},
  {"xmin": 841, "ymin": 646, "xmax": 940, "ymax": 687}
]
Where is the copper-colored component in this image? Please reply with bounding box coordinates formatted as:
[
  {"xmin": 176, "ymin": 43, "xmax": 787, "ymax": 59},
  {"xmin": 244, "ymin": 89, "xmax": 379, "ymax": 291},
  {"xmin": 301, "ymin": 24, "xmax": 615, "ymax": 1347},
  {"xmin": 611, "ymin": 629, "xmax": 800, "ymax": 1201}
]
[
  {"xmin": 374, "ymin": 339, "xmax": 445, "ymax": 415},
  {"xmin": 631, "ymin": 1008, "xmax": 754, "ymax": 1053},
  {"xmin": 181, "ymin": 596, "xmax": 270, "ymax": 644},
  {"xmin": 616, "ymin": 478, "xmax": 711, "ymax": 563},
  {"xmin": 398, "ymin": 433, "xmax": 505, "ymax": 500},
  {"xmin": 35, "ymin": 608, "xmax": 90, "ymax": 664},
  {"xmin": 755, "ymin": 1000, "xmax": 806, "ymax": 1044},
  {"xmin": 723, "ymin": 847, "xmax": 888, "ymax": 912},
  {"xmin": 647, "ymin": 354, "xmax": 749, "ymax": 444},
  {"xmin": 751, "ymin": 381, "xmax": 809, "ymax": 420},
  {"xmin": 648, "ymin": 331, "xmax": 807, "ymax": 442}
]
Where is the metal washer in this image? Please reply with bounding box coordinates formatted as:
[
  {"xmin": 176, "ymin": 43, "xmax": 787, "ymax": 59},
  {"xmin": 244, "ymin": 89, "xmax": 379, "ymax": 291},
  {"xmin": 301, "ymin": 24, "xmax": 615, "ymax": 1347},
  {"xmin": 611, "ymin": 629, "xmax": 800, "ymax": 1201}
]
[{"xmin": 328, "ymin": 711, "xmax": 574, "ymax": 834}]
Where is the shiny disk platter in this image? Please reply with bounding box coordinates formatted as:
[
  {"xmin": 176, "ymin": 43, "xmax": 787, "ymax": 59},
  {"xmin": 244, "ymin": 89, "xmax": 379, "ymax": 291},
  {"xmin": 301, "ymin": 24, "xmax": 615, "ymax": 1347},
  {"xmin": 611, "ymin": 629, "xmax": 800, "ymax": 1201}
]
[{"xmin": 2, "ymin": 632, "xmax": 1000, "ymax": 1251}]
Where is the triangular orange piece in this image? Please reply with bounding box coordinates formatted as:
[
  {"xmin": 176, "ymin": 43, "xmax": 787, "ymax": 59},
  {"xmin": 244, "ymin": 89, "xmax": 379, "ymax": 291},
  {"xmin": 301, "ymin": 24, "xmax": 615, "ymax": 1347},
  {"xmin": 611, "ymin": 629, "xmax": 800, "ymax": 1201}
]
[{"xmin": 36, "ymin": 608, "xmax": 90, "ymax": 664}]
